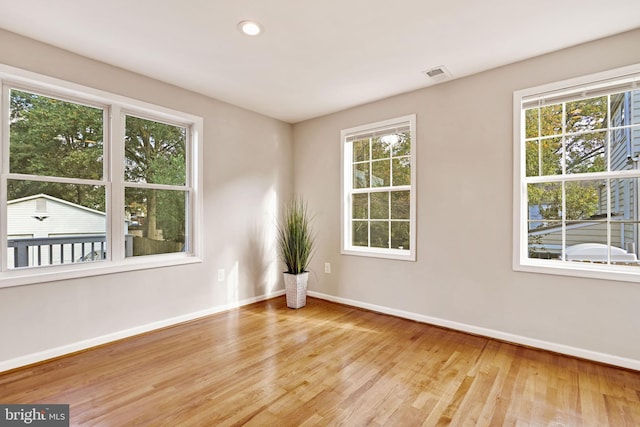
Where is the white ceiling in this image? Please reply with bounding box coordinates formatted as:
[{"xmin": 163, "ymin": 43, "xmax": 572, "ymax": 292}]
[{"xmin": 1, "ymin": 1, "xmax": 640, "ymax": 123}]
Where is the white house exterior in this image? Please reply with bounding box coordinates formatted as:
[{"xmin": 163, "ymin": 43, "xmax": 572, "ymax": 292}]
[{"xmin": 7, "ymin": 194, "xmax": 106, "ymax": 268}]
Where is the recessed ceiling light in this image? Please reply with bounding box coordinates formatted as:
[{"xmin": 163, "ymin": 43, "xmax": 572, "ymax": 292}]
[{"xmin": 238, "ymin": 20, "xmax": 262, "ymax": 36}]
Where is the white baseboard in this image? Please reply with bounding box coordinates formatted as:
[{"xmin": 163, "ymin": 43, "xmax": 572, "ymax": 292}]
[
  {"xmin": 0, "ymin": 290, "xmax": 285, "ymax": 373},
  {"xmin": 5, "ymin": 289, "xmax": 638, "ymax": 373},
  {"xmin": 307, "ymin": 291, "xmax": 640, "ymax": 371}
]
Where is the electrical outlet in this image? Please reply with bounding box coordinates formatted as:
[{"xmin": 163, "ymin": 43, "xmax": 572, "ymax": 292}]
[
  {"xmin": 324, "ymin": 262, "xmax": 331, "ymax": 274},
  {"xmin": 217, "ymin": 269, "xmax": 225, "ymax": 282}
]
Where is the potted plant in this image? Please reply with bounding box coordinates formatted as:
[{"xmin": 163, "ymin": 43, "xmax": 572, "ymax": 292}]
[{"xmin": 277, "ymin": 197, "xmax": 315, "ymax": 309}]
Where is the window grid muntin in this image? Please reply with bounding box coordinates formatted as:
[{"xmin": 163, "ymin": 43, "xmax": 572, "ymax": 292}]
[
  {"xmin": 0, "ymin": 69, "xmax": 200, "ymax": 282},
  {"xmin": 522, "ymin": 81, "xmax": 640, "ymax": 268},
  {"xmin": 5, "ymin": 87, "xmax": 110, "ymax": 270},
  {"xmin": 343, "ymin": 115, "xmax": 415, "ymax": 258},
  {"xmin": 122, "ymin": 115, "xmax": 191, "ymax": 256}
]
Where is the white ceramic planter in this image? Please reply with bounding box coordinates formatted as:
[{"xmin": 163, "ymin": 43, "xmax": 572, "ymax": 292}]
[{"xmin": 284, "ymin": 272, "xmax": 308, "ymax": 309}]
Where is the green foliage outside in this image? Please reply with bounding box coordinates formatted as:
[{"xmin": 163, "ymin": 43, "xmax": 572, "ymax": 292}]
[
  {"xmin": 125, "ymin": 116, "xmax": 186, "ymax": 243},
  {"xmin": 9, "ymin": 90, "xmax": 105, "ymax": 210},
  {"xmin": 525, "ymin": 96, "xmax": 609, "ymax": 228},
  {"xmin": 9, "ymin": 89, "xmax": 187, "ymax": 245},
  {"xmin": 352, "ymin": 132, "xmax": 411, "ymax": 249}
]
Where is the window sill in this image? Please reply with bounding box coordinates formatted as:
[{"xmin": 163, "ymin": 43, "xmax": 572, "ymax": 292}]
[
  {"xmin": 0, "ymin": 254, "xmax": 203, "ymax": 289},
  {"xmin": 342, "ymin": 247, "xmax": 416, "ymax": 261},
  {"xmin": 514, "ymin": 258, "xmax": 640, "ymax": 283}
]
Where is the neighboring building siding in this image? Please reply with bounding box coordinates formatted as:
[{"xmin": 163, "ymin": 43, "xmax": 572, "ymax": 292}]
[
  {"xmin": 7, "ymin": 195, "xmax": 106, "ymax": 267},
  {"xmin": 530, "ymin": 219, "xmax": 631, "ymax": 252},
  {"xmin": 8, "ymin": 195, "xmax": 105, "ymax": 238},
  {"xmin": 633, "ymin": 90, "xmax": 640, "ymax": 146}
]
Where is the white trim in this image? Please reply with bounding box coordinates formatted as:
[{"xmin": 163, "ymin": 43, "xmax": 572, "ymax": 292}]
[
  {"xmin": 308, "ymin": 291, "xmax": 640, "ymax": 371},
  {"xmin": 340, "ymin": 114, "xmax": 417, "ymax": 261},
  {"xmin": 1, "ymin": 84, "xmax": 10, "ymax": 275},
  {"xmin": 110, "ymin": 105, "xmax": 126, "ymax": 262},
  {"xmin": 0, "ymin": 289, "xmax": 285, "ymax": 373},
  {"xmin": 0, "ymin": 64, "xmax": 201, "ymax": 124},
  {"xmin": 341, "ymin": 246, "xmax": 415, "ymax": 261},
  {"xmin": 517, "ymin": 63, "xmax": 640, "ymax": 107},
  {"xmin": 0, "ymin": 254, "xmax": 202, "ymax": 288},
  {"xmin": 513, "ymin": 63, "xmax": 640, "ymax": 282},
  {"xmin": 0, "ymin": 64, "xmax": 204, "ymax": 287}
]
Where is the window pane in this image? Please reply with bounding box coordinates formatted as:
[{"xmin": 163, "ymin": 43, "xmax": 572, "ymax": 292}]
[
  {"xmin": 610, "ymin": 92, "xmax": 627, "ymax": 127},
  {"xmin": 370, "ymin": 221, "xmax": 389, "ymax": 248},
  {"xmin": 528, "ymin": 190, "xmax": 563, "ymax": 258},
  {"xmin": 610, "ymin": 178, "xmax": 640, "ymax": 264},
  {"xmin": 343, "ymin": 116, "xmax": 414, "ymax": 258},
  {"xmin": 632, "ymin": 91, "xmax": 640, "ymax": 125},
  {"xmin": 540, "ymin": 104, "xmax": 563, "ymax": 137},
  {"xmin": 352, "ymin": 193, "xmax": 368, "ymax": 219},
  {"xmin": 519, "ymin": 76, "xmax": 640, "ymax": 275},
  {"xmin": 392, "ymin": 157, "xmax": 411, "ymax": 186},
  {"xmin": 391, "ymin": 191, "xmax": 410, "ymax": 219},
  {"xmin": 527, "ymin": 182, "xmax": 562, "ymax": 225},
  {"xmin": 528, "ymin": 221, "xmax": 561, "ymax": 260},
  {"xmin": 370, "ymin": 192, "xmax": 389, "ymax": 220},
  {"xmin": 525, "ymin": 140, "xmax": 540, "ymax": 177},
  {"xmin": 10, "ymin": 89, "xmax": 104, "ymax": 180},
  {"xmin": 525, "ymin": 139, "xmax": 540, "ymax": 176},
  {"xmin": 391, "ymin": 132, "xmax": 411, "ymax": 157},
  {"xmin": 372, "ymin": 137, "xmax": 390, "ymax": 160},
  {"xmin": 610, "ymin": 127, "xmax": 635, "ymax": 172},
  {"xmin": 353, "ymin": 163, "xmax": 370, "ymax": 188},
  {"xmin": 565, "ymin": 131, "xmax": 606, "ymax": 174},
  {"xmin": 391, "ymin": 221, "xmax": 410, "ymax": 250},
  {"xmin": 125, "ymin": 188, "xmax": 186, "ymax": 257},
  {"xmin": 8, "ymin": 180, "xmax": 105, "ymax": 211},
  {"xmin": 525, "ymin": 108, "xmax": 539, "ymax": 139},
  {"xmin": 524, "ymin": 137, "xmax": 563, "ymax": 177},
  {"xmin": 610, "ymin": 178, "xmax": 635, "ymax": 220},
  {"xmin": 353, "ymin": 139, "xmax": 369, "ymax": 162},
  {"xmin": 566, "ymin": 96, "xmax": 607, "ymax": 133},
  {"xmin": 371, "ymin": 160, "xmax": 390, "ymax": 187},
  {"xmin": 352, "ymin": 221, "xmax": 368, "ymax": 247},
  {"xmin": 125, "ymin": 116, "xmax": 186, "ymax": 185},
  {"xmin": 540, "ymin": 137, "xmax": 563, "ymax": 176},
  {"xmin": 610, "ymin": 222, "xmax": 640, "ymax": 265},
  {"xmin": 565, "ymin": 180, "xmax": 605, "ymax": 221},
  {"xmin": 7, "ymin": 180, "xmax": 106, "ymax": 269}
]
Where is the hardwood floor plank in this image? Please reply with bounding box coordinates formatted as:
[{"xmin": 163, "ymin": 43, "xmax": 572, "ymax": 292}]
[{"xmin": 1, "ymin": 296, "xmax": 640, "ymax": 426}]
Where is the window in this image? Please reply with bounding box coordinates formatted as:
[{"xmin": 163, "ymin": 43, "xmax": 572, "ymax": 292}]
[
  {"xmin": 341, "ymin": 114, "xmax": 416, "ymax": 261},
  {"xmin": 0, "ymin": 65, "xmax": 202, "ymax": 287},
  {"xmin": 514, "ymin": 64, "xmax": 640, "ymax": 281},
  {"xmin": 124, "ymin": 115, "xmax": 190, "ymax": 257}
]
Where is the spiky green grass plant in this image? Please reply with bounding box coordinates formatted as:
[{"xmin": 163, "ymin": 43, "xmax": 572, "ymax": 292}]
[{"xmin": 277, "ymin": 197, "xmax": 315, "ymax": 274}]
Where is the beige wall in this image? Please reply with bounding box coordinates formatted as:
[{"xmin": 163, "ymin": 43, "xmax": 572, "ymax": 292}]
[
  {"xmin": 0, "ymin": 30, "xmax": 293, "ymax": 366},
  {"xmin": 3, "ymin": 26, "xmax": 640, "ymax": 370},
  {"xmin": 293, "ymin": 28, "xmax": 640, "ymax": 365}
]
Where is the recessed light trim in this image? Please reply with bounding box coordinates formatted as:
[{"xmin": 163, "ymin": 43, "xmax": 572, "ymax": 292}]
[{"xmin": 238, "ymin": 20, "xmax": 262, "ymax": 36}]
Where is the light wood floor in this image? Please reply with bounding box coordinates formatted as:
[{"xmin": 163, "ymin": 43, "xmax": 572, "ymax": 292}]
[{"xmin": 1, "ymin": 297, "xmax": 640, "ymax": 426}]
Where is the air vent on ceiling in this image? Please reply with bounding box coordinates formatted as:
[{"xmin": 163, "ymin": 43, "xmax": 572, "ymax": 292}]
[{"xmin": 423, "ymin": 66, "xmax": 450, "ymax": 81}]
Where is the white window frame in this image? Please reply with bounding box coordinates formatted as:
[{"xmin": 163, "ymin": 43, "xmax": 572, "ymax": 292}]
[
  {"xmin": 513, "ymin": 63, "xmax": 640, "ymax": 282},
  {"xmin": 0, "ymin": 65, "xmax": 203, "ymax": 288},
  {"xmin": 341, "ymin": 114, "xmax": 417, "ymax": 261}
]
